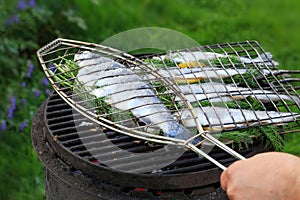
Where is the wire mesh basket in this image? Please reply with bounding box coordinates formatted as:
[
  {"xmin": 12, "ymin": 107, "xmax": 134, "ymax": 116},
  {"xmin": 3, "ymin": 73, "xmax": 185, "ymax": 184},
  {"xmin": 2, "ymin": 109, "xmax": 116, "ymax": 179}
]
[{"xmin": 37, "ymin": 38, "xmax": 300, "ymax": 170}]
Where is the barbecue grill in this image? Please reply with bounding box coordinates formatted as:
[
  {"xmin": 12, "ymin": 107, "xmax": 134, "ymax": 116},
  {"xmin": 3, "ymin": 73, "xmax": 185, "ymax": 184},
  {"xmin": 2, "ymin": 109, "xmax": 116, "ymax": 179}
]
[
  {"xmin": 32, "ymin": 91, "xmax": 269, "ymax": 199},
  {"xmin": 32, "ymin": 38, "xmax": 300, "ymax": 199}
]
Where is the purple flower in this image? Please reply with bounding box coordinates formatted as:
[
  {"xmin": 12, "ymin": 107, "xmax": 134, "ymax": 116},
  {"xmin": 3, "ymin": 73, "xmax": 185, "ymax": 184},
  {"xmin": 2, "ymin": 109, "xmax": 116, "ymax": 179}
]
[
  {"xmin": 45, "ymin": 89, "xmax": 51, "ymax": 95},
  {"xmin": 43, "ymin": 77, "xmax": 49, "ymax": 86},
  {"xmin": 6, "ymin": 15, "xmax": 20, "ymax": 26},
  {"xmin": 7, "ymin": 96, "xmax": 17, "ymax": 119},
  {"xmin": 10, "ymin": 96, "xmax": 16, "ymax": 110},
  {"xmin": 21, "ymin": 82, "xmax": 26, "ymax": 88},
  {"xmin": 26, "ymin": 63, "xmax": 34, "ymax": 78},
  {"xmin": 7, "ymin": 107, "xmax": 14, "ymax": 119},
  {"xmin": 22, "ymin": 99, "xmax": 27, "ymax": 105},
  {"xmin": 0, "ymin": 121, "xmax": 7, "ymax": 131},
  {"xmin": 17, "ymin": 0, "xmax": 27, "ymax": 10},
  {"xmin": 6, "ymin": 19, "xmax": 13, "ymax": 26},
  {"xmin": 28, "ymin": 0, "xmax": 35, "ymax": 7},
  {"xmin": 49, "ymin": 63, "xmax": 55, "ymax": 72},
  {"xmin": 34, "ymin": 90, "xmax": 41, "ymax": 97},
  {"xmin": 19, "ymin": 121, "xmax": 27, "ymax": 132},
  {"xmin": 13, "ymin": 15, "xmax": 20, "ymax": 24}
]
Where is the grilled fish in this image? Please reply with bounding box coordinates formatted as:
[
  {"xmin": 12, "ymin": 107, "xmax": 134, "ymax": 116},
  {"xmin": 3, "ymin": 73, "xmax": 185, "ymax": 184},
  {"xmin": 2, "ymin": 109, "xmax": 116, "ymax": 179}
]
[
  {"xmin": 179, "ymin": 106, "xmax": 298, "ymax": 129},
  {"xmin": 156, "ymin": 51, "xmax": 278, "ymax": 66},
  {"xmin": 75, "ymin": 51, "xmax": 194, "ymax": 141},
  {"xmin": 168, "ymin": 82, "xmax": 300, "ymax": 104},
  {"xmin": 146, "ymin": 66, "xmax": 270, "ymax": 83}
]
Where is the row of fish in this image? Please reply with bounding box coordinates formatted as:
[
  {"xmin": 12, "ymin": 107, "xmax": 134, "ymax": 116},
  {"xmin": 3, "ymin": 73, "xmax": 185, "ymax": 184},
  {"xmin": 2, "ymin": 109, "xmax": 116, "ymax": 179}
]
[
  {"xmin": 74, "ymin": 51, "xmax": 299, "ymax": 141},
  {"xmin": 148, "ymin": 50, "xmax": 280, "ymax": 84},
  {"xmin": 149, "ymin": 51, "xmax": 300, "ymax": 104},
  {"xmin": 77, "ymin": 49, "xmax": 284, "ymax": 84}
]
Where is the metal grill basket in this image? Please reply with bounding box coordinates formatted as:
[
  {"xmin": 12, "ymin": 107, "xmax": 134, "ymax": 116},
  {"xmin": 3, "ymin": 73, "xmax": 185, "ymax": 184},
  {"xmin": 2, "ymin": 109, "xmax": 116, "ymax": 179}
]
[{"xmin": 37, "ymin": 38, "xmax": 300, "ymax": 170}]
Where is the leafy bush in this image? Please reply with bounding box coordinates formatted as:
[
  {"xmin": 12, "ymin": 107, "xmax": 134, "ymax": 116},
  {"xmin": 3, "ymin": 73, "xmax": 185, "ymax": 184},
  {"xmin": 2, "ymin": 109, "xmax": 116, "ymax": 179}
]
[
  {"xmin": 0, "ymin": 0, "xmax": 87, "ymax": 199},
  {"xmin": 0, "ymin": 0, "xmax": 88, "ymax": 133}
]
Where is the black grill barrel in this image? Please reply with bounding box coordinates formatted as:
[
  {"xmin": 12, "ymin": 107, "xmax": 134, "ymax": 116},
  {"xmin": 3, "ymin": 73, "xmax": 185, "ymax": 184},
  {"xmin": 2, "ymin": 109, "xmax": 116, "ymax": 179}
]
[
  {"xmin": 31, "ymin": 93, "xmax": 270, "ymax": 199},
  {"xmin": 33, "ymin": 99, "xmax": 230, "ymax": 200}
]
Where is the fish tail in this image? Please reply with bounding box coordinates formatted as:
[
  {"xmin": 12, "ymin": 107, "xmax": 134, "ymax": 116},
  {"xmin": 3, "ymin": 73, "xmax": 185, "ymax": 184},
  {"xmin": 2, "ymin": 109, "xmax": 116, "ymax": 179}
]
[
  {"xmin": 288, "ymin": 95, "xmax": 300, "ymax": 105},
  {"xmin": 279, "ymin": 94, "xmax": 300, "ymax": 105}
]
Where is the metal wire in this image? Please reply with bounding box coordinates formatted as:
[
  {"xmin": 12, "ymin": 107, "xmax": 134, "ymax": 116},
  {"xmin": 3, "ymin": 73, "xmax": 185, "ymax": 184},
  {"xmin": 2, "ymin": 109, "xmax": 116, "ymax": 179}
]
[{"xmin": 37, "ymin": 38, "xmax": 300, "ymax": 170}]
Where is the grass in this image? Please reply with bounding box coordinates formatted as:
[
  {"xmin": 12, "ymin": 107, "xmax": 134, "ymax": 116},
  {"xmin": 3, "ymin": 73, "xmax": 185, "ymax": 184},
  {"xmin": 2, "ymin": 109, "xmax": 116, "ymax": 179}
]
[
  {"xmin": 1, "ymin": 0, "xmax": 300, "ymax": 199},
  {"xmin": 0, "ymin": 131, "xmax": 45, "ymax": 200}
]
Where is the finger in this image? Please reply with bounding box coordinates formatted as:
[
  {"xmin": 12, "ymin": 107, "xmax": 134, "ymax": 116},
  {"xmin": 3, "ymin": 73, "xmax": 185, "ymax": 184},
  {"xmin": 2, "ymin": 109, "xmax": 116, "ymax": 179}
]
[
  {"xmin": 220, "ymin": 169, "xmax": 228, "ymax": 191},
  {"xmin": 220, "ymin": 160, "xmax": 244, "ymax": 191}
]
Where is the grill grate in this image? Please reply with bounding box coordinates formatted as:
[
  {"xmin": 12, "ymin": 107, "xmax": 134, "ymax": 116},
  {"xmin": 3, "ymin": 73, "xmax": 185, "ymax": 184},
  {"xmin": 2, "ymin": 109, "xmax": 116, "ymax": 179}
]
[{"xmin": 44, "ymin": 91, "xmax": 266, "ymax": 189}]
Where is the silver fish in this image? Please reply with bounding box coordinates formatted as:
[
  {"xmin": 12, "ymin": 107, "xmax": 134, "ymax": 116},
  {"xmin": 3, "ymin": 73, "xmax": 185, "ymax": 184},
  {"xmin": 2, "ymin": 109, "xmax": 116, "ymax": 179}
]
[
  {"xmin": 173, "ymin": 68, "xmax": 250, "ymax": 82},
  {"xmin": 156, "ymin": 51, "xmax": 278, "ymax": 66},
  {"xmin": 179, "ymin": 106, "xmax": 298, "ymax": 129},
  {"xmin": 75, "ymin": 51, "xmax": 194, "ymax": 140},
  {"xmin": 142, "ymin": 64, "xmax": 272, "ymax": 84},
  {"xmin": 169, "ymin": 82, "xmax": 300, "ymax": 104},
  {"xmin": 146, "ymin": 67, "xmax": 269, "ymax": 83}
]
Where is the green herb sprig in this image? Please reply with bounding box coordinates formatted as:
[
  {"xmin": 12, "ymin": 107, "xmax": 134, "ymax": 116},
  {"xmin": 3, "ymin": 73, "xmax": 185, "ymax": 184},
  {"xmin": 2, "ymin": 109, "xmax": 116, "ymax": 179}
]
[
  {"xmin": 209, "ymin": 56, "xmax": 243, "ymax": 68},
  {"xmin": 144, "ymin": 57, "xmax": 176, "ymax": 68},
  {"xmin": 49, "ymin": 58, "xmax": 79, "ymax": 88}
]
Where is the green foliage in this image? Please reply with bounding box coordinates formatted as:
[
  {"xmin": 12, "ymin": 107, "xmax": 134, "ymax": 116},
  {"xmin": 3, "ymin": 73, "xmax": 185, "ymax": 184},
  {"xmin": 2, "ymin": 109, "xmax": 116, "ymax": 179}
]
[
  {"xmin": 0, "ymin": 1, "xmax": 88, "ymax": 199},
  {"xmin": 0, "ymin": 0, "xmax": 88, "ymax": 131},
  {"xmin": 0, "ymin": 133, "xmax": 45, "ymax": 200}
]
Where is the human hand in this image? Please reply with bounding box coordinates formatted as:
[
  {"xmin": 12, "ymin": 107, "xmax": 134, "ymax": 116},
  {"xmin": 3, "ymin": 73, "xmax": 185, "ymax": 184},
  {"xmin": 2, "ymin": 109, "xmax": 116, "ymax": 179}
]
[{"xmin": 220, "ymin": 152, "xmax": 300, "ymax": 200}]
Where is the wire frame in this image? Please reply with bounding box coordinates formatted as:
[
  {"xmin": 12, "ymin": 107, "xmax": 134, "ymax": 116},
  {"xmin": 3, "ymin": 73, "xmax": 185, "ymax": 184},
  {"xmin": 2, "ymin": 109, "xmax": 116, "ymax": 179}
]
[{"xmin": 37, "ymin": 38, "xmax": 300, "ymax": 170}]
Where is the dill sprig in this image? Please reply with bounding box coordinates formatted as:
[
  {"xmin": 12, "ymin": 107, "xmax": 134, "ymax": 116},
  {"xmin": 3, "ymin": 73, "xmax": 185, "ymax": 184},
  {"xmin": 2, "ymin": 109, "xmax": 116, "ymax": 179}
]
[
  {"xmin": 223, "ymin": 70, "xmax": 261, "ymax": 88},
  {"xmin": 251, "ymin": 125, "xmax": 284, "ymax": 151},
  {"xmin": 209, "ymin": 55, "xmax": 243, "ymax": 68},
  {"xmin": 49, "ymin": 57, "xmax": 79, "ymax": 88},
  {"xmin": 216, "ymin": 125, "xmax": 284, "ymax": 151},
  {"xmin": 144, "ymin": 57, "xmax": 176, "ymax": 68},
  {"xmin": 152, "ymin": 81, "xmax": 181, "ymax": 111}
]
